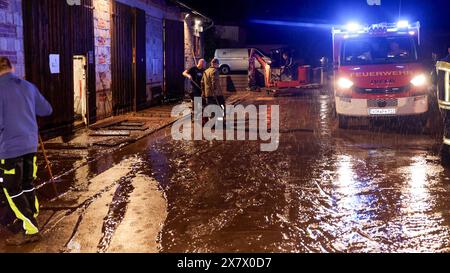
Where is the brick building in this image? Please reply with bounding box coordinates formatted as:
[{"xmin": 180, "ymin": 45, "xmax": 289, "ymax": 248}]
[
  {"xmin": 0, "ymin": 0, "xmax": 209, "ymax": 132},
  {"xmin": 0, "ymin": 0, "xmax": 24, "ymax": 78}
]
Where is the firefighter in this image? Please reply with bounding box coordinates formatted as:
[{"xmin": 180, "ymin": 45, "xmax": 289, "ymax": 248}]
[
  {"xmin": 0, "ymin": 56, "xmax": 53, "ymax": 246},
  {"xmin": 201, "ymin": 58, "xmax": 225, "ymax": 119}
]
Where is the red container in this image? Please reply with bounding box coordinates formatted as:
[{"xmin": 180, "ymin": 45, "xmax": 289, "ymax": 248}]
[{"xmin": 298, "ymin": 65, "xmax": 311, "ymax": 84}]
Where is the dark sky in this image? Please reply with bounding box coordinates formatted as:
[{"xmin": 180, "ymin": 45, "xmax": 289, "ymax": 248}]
[
  {"xmin": 180, "ymin": 0, "xmax": 450, "ymax": 62},
  {"xmin": 181, "ymin": 0, "xmax": 450, "ymax": 28}
]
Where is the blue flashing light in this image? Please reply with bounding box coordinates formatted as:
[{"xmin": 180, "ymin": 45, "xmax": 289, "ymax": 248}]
[
  {"xmin": 346, "ymin": 22, "xmax": 362, "ymax": 32},
  {"xmin": 397, "ymin": 20, "xmax": 409, "ymax": 29}
]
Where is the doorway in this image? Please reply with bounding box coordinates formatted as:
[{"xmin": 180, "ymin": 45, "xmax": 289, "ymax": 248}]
[
  {"xmin": 73, "ymin": 55, "xmax": 87, "ymax": 126},
  {"xmin": 111, "ymin": 1, "xmax": 147, "ymax": 115},
  {"xmin": 23, "ymin": 0, "xmax": 96, "ymax": 131},
  {"xmin": 164, "ymin": 19, "xmax": 185, "ymax": 99}
]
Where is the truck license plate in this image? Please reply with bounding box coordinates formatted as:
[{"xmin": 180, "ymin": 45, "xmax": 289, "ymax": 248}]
[{"xmin": 369, "ymin": 108, "xmax": 397, "ymax": 115}]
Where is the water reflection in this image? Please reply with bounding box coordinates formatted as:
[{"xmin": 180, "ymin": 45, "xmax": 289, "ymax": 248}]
[
  {"xmin": 398, "ymin": 155, "xmax": 447, "ymax": 252},
  {"xmin": 332, "ymin": 154, "xmax": 372, "ymax": 250},
  {"xmin": 404, "ymin": 156, "xmax": 430, "ymax": 214},
  {"xmin": 319, "ymin": 95, "xmax": 331, "ymax": 137},
  {"xmin": 134, "ymin": 94, "xmax": 450, "ymax": 253}
]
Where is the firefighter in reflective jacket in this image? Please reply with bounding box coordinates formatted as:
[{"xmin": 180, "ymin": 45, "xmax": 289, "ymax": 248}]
[{"xmin": 0, "ymin": 56, "xmax": 53, "ymax": 246}]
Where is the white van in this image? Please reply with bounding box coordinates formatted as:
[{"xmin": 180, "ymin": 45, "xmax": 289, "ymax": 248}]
[{"xmin": 214, "ymin": 48, "xmax": 271, "ymax": 74}]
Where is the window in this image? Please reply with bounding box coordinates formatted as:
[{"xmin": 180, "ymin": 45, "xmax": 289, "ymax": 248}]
[{"xmin": 342, "ymin": 36, "xmax": 418, "ymax": 65}]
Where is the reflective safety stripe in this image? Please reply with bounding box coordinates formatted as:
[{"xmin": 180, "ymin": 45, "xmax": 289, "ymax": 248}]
[
  {"xmin": 4, "ymin": 168, "xmax": 15, "ymax": 175},
  {"xmin": 10, "ymin": 191, "xmax": 24, "ymax": 199},
  {"xmin": 3, "ymin": 188, "xmax": 39, "ymax": 235},
  {"xmin": 0, "ymin": 159, "xmax": 5, "ymax": 171},
  {"xmin": 0, "ymin": 160, "xmax": 18, "ymax": 175},
  {"xmin": 33, "ymin": 156, "xmax": 37, "ymax": 179},
  {"xmin": 23, "ymin": 188, "xmax": 39, "ymax": 218},
  {"xmin": 22, "ymin": 188, "xmax": 39, "ymax": 218},
  {"xmin": 34, "ymin": 197, "xmax": 40, "ymax": 218},
  {"xmin": 32, "ymin": 156, "xmax": 39, "ymax": 217}
]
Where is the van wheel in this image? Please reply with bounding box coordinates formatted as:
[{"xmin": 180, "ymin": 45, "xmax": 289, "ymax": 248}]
[
  {"xmin": 338, "ymin": 115, "xmax": 349, "ymax": 129},
  {"xmin": 220, "ymin": 65, "xmax": 230, "ymax": 75}
]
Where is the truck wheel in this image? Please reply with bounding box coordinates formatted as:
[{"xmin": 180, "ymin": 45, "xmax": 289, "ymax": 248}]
[
  {"xmin": 440, "ymin": 144, "xmax": 450, "ymax": 165},
  {"xmin": 220, "ymin": 65, "xmax": 230, "ymax": 75},
  {"xmin": 338, "ymin": 115, "xmax": 349, "ymax": 129}
]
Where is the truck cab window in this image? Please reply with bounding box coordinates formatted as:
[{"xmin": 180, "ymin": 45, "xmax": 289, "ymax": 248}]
[{"xmin": 343, "ymin": 37, "xmax": 417, "ymax": 65}]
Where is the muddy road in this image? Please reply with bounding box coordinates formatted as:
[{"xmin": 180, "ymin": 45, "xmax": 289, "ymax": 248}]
[
  {"xmin": 155, "ymin": 90, "xmax": 450, "ymax": 253},
  {"xmin": 2, "ymin": 89, "xmax": 450, "ymax": 253}
]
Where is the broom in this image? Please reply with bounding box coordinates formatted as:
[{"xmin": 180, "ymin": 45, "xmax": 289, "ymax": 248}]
[{"xmin": 38, "ymin": 135, "xmax": 58, "ymax": 196}]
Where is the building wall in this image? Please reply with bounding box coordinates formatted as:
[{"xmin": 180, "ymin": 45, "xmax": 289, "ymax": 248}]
[
  {"xmin": 0, "ymin": 0, "xmax": 205, "ymax": 124},
  {"xmin": 215, "ymin": 25, "xmax": 247, "ymax": 48},
  {"xmin": 94, "ymin": 0, "xmax": 182, "ymax": 115},
  {"xmin": 115, "ymin": 0, "xmax": 189, "ymax": 104},
  {"xmin": 184, "ymin": 15, "xmax": 205, "ymax": 92},
  {"xmin": 184, "ymin": 16, "xmax": 195, "ymax": 70},
  {"xmin": 0, "ymin": 0, "xmax": 24, "ymax": 78},
  {"xmin": 145, "ymin": 15, "xmax": 164, "ymax": 103},
  {"xmin": 118, "ymin": 0, "xmax": 180, "ymax": 21},
  {"xmin": 93, "ymin": 0, "xmax": 112, "ymax": 120}
]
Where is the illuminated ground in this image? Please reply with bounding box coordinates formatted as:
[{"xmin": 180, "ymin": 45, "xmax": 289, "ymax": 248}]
[{"xmin": 1, "ymin": 89, "xmax": 449, "ymax": 253}]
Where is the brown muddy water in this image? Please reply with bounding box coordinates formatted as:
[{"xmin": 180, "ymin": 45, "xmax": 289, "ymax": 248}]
[{"xmin": 11, "ymin": 89, "xmax": 450, "ymax": 253}]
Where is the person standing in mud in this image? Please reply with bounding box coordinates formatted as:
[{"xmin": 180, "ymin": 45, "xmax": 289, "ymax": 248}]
[
  {"xmin": 281, "ymin": 52, "xmax": 293, "ymax": 81},
  {"xmin": 201, "ymin": 58, "xmax": 225, "ymax": 118},
  {"xmin": 0, "ymin": 56, "xmax": 53, "ymax": 246},
  {"xmin": 183, "ymin": 59, "xmax": 206, "ymax": 120}
]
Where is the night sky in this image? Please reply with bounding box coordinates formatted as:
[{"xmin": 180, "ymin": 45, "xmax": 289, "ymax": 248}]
[
  {"xmin": 180, "ymin": 0, "xmax": 450, "ymax": 62},
  {"xmin": 181, "ymin": 0, "xmax": 450, "ymax": 28}
]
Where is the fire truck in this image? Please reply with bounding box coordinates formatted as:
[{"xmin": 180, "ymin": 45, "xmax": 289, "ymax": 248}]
[{"xmin": 332, "ymin": 21, "xmax": 429, "ymax": 128}]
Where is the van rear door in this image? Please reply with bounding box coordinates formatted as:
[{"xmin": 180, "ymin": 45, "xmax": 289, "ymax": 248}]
[{"xmin": 232, "ymin": 49, "xmax": 249, "ymax": 71}]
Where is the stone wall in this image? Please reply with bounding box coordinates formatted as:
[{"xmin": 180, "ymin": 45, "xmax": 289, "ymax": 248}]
[
  {"xmin": 0, "ymin": 0, "xmax": 24, "ymax": 78},
  {"xmin": 184, "ymin": 16, "xmax": 206, "ymax": 69},
  {"xmin": 93, "ymin": 0, "xmax": 112, "ymax": 120},
  {"xmin": 117, "ymin": 0, "xmax": 183, "ymax": 104},
  {"xmin": 0, "ymin": 0, "xmax": 203, "ymax": 122},
  {"xmin": 184, "ymin": 15, "xmax": 205, "ymax": 92},
  {"xmin": 119, "ymin": 0, "xmax": 180, "ymax": 21},
  {"xmin": 184, "ymin": 17, "xmax": 195, "ymax": 70}
]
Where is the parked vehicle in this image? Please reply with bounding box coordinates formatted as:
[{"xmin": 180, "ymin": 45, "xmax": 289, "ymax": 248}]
[
  {"xmin": 332, "ymin": 21, "xmax": 429, "ymax": 128},
  {"xmin": 214, "ymin": 48, "xmax": 271, "ymax": 74},
  {"xmin": 436, "ymin": 61, "xmax": 450, "ymax": 152}
]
